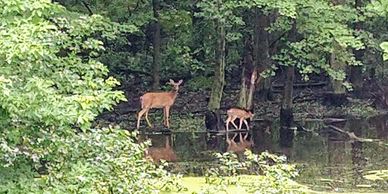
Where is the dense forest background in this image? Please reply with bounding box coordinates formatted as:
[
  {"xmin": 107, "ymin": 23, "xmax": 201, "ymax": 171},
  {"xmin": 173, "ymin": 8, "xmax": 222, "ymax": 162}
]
[{"xmin": 0, "ymin": 0, "xmax": 387, "ymax": 193}]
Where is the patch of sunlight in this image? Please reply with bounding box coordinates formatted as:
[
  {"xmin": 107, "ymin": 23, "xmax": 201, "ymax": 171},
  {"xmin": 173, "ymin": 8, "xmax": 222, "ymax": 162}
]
[{"xmin": 162, "ymin": 175, "xmax": 311, "ymax": 194}]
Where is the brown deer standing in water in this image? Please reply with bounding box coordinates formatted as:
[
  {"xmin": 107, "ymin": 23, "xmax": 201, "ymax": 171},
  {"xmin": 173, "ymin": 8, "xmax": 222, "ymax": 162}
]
[
  {"xmin": 137, "ymin": 79, "xmax": 183, "ymax": 129},
  {"xmin": 145, "ymin": 136, "xmax": 177, "ymax": 163},
  {"xmin": 226, "ymin": 132, "xmax": 254, "ymax": 154},
  {"xmin": 225, "ymin": 108, "xmax": 254, "ymax": 131}
]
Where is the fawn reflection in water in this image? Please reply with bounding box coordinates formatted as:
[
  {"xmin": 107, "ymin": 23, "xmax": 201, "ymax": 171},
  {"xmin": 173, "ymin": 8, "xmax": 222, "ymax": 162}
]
[{"xmin": 226, "ymin": 132, "xmax": 254, "ymax": 154}]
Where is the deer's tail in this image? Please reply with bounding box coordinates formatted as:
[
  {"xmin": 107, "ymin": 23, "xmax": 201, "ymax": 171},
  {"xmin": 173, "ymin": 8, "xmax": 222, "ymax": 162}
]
[{"xmin": 140, "ymin": 96, "xmax": 144, "ymax": 109}]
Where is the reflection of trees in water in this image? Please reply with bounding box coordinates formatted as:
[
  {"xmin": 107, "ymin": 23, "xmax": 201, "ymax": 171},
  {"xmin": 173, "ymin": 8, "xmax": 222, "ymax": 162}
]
[
  {"xmin": 327, "ymin": 131, "xmax": 347, "ymax": 183},
  {"xmin": 251, "ymin": 120, "xmax": 274, "ymax": 153},
  {"xmin": 369, "ymin": 114, "xmax": 388, "ymax": 139},
  {"xmin": 139, "ymin": 116, "xmax": 388, "ymax": 191},
  {"xmin": 347, "ymin": 118, "xmax": 367, "ymax": 186},
  {"xmin": 323, "ymin": 118, "xmax": 387, "ymax": 189}
]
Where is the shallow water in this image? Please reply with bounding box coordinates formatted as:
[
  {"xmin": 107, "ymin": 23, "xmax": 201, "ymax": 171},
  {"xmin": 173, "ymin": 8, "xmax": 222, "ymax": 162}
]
[{"xmin": 141, "ymin": 114, "xmax": 388, "ymax": 192}]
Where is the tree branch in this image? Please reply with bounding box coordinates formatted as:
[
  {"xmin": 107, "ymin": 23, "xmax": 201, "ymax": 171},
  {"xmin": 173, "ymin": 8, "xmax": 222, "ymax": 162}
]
[
  {"xmin": 269, "ymin": 30, "xmax": 288, "ymax": 49},
  {"xmin": 81, "ymin": 1, "xmax": 93, "ymax": 15}
]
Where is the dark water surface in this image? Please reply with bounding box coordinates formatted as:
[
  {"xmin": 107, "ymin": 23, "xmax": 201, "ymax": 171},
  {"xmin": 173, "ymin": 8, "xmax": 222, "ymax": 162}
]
[{"xmin": 141, "ymin": 114, "xmax": 388, "ymax": 192}]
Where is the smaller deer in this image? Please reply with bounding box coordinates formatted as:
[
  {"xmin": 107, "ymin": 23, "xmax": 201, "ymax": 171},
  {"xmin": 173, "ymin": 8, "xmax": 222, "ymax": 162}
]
[
  {"xmin": 137, "ymin": 79, "xmax": 183, "ymax": 129},
  {"xmin": 225, "ymin": 108, "xmax": 254, "ymax": 131},
  {"xmin": 145, "ymin": 136, "xmax": 177, "ymax": 163},
  {"xmin": 226, "ymin": 132, "xmax": 254, "ymax": 154}
]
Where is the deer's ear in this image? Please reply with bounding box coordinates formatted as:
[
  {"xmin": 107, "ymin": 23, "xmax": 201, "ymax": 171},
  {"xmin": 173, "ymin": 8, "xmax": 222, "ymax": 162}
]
[
  {"xmin": 169, "ymin": 79, "xmax": 174, "ymax": 84},
  {"xmin": 178, "ymin": 79, "xmax": 183, "ymax": 85}
]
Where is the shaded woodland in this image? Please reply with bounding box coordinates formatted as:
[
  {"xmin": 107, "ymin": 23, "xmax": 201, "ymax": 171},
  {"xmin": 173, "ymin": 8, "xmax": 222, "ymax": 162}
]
[{"xmin": 1, "ymin": 0, "xmax": 388, "ymax": 193}]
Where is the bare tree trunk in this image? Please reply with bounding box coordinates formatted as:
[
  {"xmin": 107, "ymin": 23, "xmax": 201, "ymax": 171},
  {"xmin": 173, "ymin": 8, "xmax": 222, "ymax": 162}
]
[
  {"xmin": 152, "ymin": 0, "xmax": 161, "ymax": 90},
  {"xmin": 191, "ymin": 0, "xmax": 205, "ymax": 63},
  {"xmin": 237, "ymin": 36, "xmax": 254, "ymax": 109},
  {"xmin": 237, "ymin": 9, "xmax": 271, "ymax": 109},
  {"xmin": 330, "ymin": 42, "xmax": 346, "ymax": 95},
  {"xmin": 350, "ymin": 0, "xmax": 366, "ymax": 97},
  {"xmin": 329, "ymin": 0, "xmax": 347, "ymax": 98},
  {"xmin": 208, "ymin": 20, "xmax": 225, "ymax": 111},
  {"xmin": 279, "ymin": 20, "xmax": 296, "ymax": 147},
  {"xmin": 254, "ymin": 9, "xmax": 271, "ymax": 101}
]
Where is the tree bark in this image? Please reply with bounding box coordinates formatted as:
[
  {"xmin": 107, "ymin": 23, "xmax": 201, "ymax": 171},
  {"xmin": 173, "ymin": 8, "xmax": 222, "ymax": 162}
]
[
  {"xmin": 328, "ymin": 0, "xmax": 347, "ymax": 101},
  {"xmin": 208, "ymin": 19, "xmax": 225, "ymax": 111},
  {"xmin": 254, "ymin": 9, "xmax": 271, "ymax": 101},
  {"xmin": 237, "ymin": 9, "xmax": 271, "ymax": 109},
  {"xmin": 237, "ymin": 36, "xmax": 254, "ymax": 109},
  {"xmin": 349, "ymin": 0, "xmax": 366, "ymax": 97},
  {"xmin": 279, "ymin": 20, "xmax": 297, "ymax": 148},
  {"xmin": 152, "ymin": 0, "xmax": 161, "ymax": 90},
  {"xmin": 330, "ymin": 42, "xmax": 346, "ymax": 95},
  {"xmin": 191, "ymin": 0, "xmax": 206, "ymax": 63}
]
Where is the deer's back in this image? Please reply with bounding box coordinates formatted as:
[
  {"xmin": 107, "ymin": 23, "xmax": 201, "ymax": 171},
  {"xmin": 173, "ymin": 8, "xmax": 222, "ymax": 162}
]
[
  {"xmin": 141, "ymin": 92, "xmax": 175, "ymax": 108},
  {"xmin": 227, "ymin": 108, "xmax": 250, "ymax": 118}
]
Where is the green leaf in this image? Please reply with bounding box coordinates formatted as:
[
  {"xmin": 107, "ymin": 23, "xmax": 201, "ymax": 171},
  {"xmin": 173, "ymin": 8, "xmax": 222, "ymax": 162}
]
[{"xmin": 380, "ymin": 42, "xmax": 388, "ymax": 61}]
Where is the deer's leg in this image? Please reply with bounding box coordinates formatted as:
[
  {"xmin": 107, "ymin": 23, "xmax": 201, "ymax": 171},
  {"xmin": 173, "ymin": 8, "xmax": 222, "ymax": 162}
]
[
  {"xmin": 165, "ymin": 106, "xmax": 171, "ymax": 128},
  {"xmin": 243, "ymin": 119, "xmax": 250, "ymax": 130},
  {"xmin": 145, "ymin": 109, "xmax": 152, "ymax": 127},
  {"xmin": 225, "ymin": 117, "xmax": 231, "ymax": 131},
  {"xmin": 243, "ymin": 132, "xmax": 249, "ymax": 140},
  {"xmin": 232, "ymin": 133, "xmax": 238, "ymax": 142},
  {"xmin": 231, "ymin": 117, "xmax": 239, "ymax": 129},
  {"xmin": 137, "ymin": 108, "xmax": 148, "ymax": 129},
  {"xmin": 238, "ymin": 118, "xmax": 243, "ymax": 130},
  {"xmin": 163, "ymin": 108, "xmax": 167, "ymax": 126}
]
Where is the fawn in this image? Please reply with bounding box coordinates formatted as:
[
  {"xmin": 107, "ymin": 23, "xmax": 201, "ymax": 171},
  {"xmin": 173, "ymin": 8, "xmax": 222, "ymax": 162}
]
[
  {"xmin": 145, "ymin": 135, "xmax": 177, "ymax": 163},
  {"xmin": 225, "ymin": 107, "xmax": 254, "ymax": 131},
  {"xmin": 137, "ymin": 79, "xmax": 183, "ymax": 129},
  {"xmin": 226, "ymin": 132, "xmax": 254, "ymax": 154}
]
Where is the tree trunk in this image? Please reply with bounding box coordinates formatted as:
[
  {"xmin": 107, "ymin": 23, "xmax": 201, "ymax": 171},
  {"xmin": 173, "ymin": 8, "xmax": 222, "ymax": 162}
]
[
  {"xmin": 279, "ymin": 20, "xmax": 296, "ymax": 148},
  {"xmin": 330, "ymin": 43, "xmax": 346, "ymax": 94},
  {"xmin": 237, "ymin": 36, "xmax": 254, "ymax": 109},
  {"xmin": 208, "ymin": 20, "xmax": 225, "ymax": 111},
  {"xmin": 279, "ymin": 66, "xmax": 295, "ymax": 147},
  {"xmin": 349, "ymin": 0, "xmax": 366, "ymax": 97},
  {"xmin": 152, "ymin": 0, "xmax": 161, "ymax": 90},
  {"xmin": 327, "ymin": 0, "xmax": 348, "ymax": 106},
  {"xmin": 254, "ymin": 9, "xmax": 271, "ymax": 101},
  {"xmin": 237, "ymin": 9, "xmax": 271, "ymax": 108},
  {"xmin": 191, "ymin": 0, "xmax": 205, "ymax": 63}
]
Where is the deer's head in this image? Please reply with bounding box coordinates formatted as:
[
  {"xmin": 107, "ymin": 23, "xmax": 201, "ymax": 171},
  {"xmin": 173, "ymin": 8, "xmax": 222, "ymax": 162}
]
[{"xmin": 169, "ymin": 79, "xmax": 183, "ymax": 91}]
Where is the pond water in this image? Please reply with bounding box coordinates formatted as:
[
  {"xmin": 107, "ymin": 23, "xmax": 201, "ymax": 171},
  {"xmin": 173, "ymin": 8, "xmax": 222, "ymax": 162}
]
[{"xmin": 140, "ymin": 114, "xmax": 388, "ymax": 193}]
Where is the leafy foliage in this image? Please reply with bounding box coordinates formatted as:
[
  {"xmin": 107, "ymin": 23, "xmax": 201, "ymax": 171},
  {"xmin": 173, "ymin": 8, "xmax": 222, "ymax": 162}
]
[
  {"xmin": 0, "ymin": 128, "xmax": 182, "ymax": 193},
  {"xmin": 0, "ymin": 0, "xmax": 182, "ymax": 193},
  {"xmin": 380, "ymin": 42, "xmax": 388, "ymax": 61},
  {"xmin": 366, "ymin": 0, "xmax": 388, "ymax": 61},
  {"xmin": 364, "ymin": 170, "xmax": 388, "ymax": 181},
  {"xmin": 200, "ymin": 151, "xmax": 307, "ymax": 193}
]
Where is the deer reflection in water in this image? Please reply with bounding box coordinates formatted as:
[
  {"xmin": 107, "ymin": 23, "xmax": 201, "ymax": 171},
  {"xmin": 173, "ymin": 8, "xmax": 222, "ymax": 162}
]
[
  {"xmin": 145, "ymin": 135, "xmax": 177, "ymax": 163},
  {"xmin": 226, "ymin": 132, "xmax": 254, "ymax": 154}
]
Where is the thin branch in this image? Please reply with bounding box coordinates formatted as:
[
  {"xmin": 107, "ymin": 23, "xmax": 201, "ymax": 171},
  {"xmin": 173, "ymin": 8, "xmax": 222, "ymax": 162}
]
[
  {"xmin": 129, "ymin": 0, "xmax": 141, "ymax": 16},
  {"xmin": 81, "ymin": 1, "xmax": 93, "ymax": 15},
  {"xmin": 269, "ymin": 30, "xmax": 288, "ymax": 49}
]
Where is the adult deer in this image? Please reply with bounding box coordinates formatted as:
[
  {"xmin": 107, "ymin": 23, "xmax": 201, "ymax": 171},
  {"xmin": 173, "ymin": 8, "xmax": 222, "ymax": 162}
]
[
  {"xmin": 225, "ymin": 108, "xmax": 254, "ymax": 131},
  {"xmin": 226, "ymin": 132, "xmax": 254, "ymax": 154},
  {"xmin": 137, "ymin": 79, "xmax": 183, "ymax": 129},
  {"xmin": 145, "ymin": 135, "xmax": 177, "ymax": 163}
]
